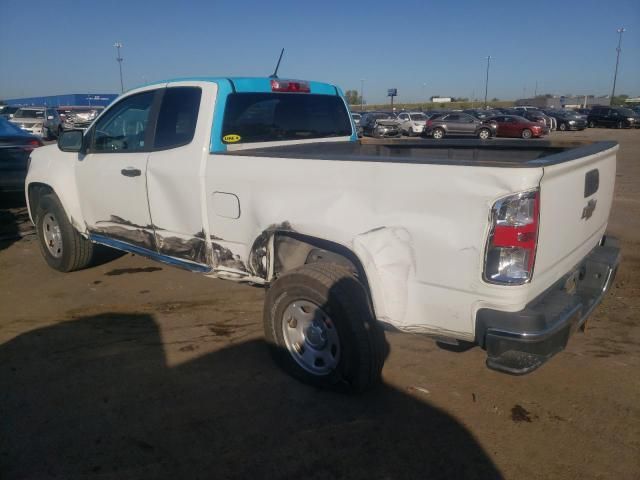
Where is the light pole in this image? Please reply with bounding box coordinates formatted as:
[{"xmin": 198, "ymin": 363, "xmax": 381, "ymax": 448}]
[
  {"xmin": 422, "ymin": 82, "xmax": 427, "ymax": 108},
  {"xmin": 360, "ymin": 79, "xmax": 364, "ymax": 112},
  {"xmin": 483, "ymin": 55, "xmax": 491, "ymax": 108},
  {"xmin": 610, "ymin": 27, "xmax": 625, "ymax": 104},
  {"xmin": 113, "ymin": 42, "xmax": 124, "ymax": 93}
]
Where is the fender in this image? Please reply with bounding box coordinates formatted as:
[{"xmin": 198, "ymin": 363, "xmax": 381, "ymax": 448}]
[{"xmin": 26, "ymin": 144, "xmax": 85, "ymax": 233}]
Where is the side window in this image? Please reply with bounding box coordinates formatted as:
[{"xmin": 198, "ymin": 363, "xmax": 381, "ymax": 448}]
[
  {"xmin": 446, "ymin": 114, "xmax": 461, "ymax": 121},
  {"xmin": 399, "ymin": 114, "xmax": 409, "ymax": 121},
  {"xmin": 154, "ymin": 87, "xmax": 202, "ymax": 149},
  {"xmin": 92, "ymin": 91, "xmax": 155, "ymax": 153}
]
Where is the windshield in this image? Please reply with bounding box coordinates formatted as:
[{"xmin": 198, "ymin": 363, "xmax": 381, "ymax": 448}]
[
  {"xmin": 221, "ymin": 93, "xmax": 352, "ymax": 144},
  {"xmin": 14, "ymin": 109, "xmax": 44, "ymax": 119}
]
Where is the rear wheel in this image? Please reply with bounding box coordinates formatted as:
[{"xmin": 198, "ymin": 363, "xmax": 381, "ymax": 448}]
[
  {"xmin": 432, "ymin": 127, "xmax": 445, "ymax": 139},
  {"xmin": 559, "ymin": 122, "xmax": 567, "ymax": 131},
  {"xmin": 264, "ymin": 263, "xmax": 386, "ymax": 393},
  {"xmin": 36, "ymin": 194, "xmax": 95, "ymax": 272},
  {"xmin": 478, "ymin": 128, "xmax": 491, "ymax": 140},
  {"xmin": 588, "ymin": 120, "xmax": 596, "ymax": 128},
  {"xmin": 617, "ymin": 121, "xmax": 624, "ymax": 129},
  {"xmin": 521, "ymin": 128, "xmax": 532, "ymax": 139}
]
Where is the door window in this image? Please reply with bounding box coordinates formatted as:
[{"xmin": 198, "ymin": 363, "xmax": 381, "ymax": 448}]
[
  {"xmin": 92, "ymin": 91, "xmax": 155, "ymax": 152},
  {"xmin": 154, "ymin": 87, "xmax": 202, "ymax": 149}
]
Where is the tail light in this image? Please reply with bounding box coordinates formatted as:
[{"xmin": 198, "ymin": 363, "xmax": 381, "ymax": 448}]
[
  {"xmin": 270, "ymin": 79, "xmax": 310, "ymax": 93},
  {"xmin": 484, "ymin": 189, "xmax": 539, "ymax": 285},
  {"xmin": 426, "ymin": 119, "xmax": 433, "ymax": 127},
  {"xmin": 23, "ymin": 139, "xmax": 42, "ymax": 152}
]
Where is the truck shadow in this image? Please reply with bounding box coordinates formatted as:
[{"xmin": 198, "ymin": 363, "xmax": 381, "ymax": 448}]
[
  {"xmin": 0, "ymin": 192, "xmax": 28, "ymax": 251},
  {"xmin": 0, "ymin": 311, "xmax": 502, "ymax": 480}
]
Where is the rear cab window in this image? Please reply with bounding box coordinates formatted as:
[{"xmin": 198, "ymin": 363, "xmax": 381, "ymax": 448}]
[{"xmin": 221, "ymin": 93, "xmax": 352, "ymax": 145}]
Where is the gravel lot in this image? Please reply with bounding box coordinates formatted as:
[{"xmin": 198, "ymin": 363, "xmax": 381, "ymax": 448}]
[{"xmin": 1, "ymin": 129, "xmax": 638, "ymax": 479}]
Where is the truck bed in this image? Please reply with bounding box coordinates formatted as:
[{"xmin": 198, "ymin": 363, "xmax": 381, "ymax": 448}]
[{"xmin": 224, "ymin": 139, "xmax": 617, "ymax": 168}]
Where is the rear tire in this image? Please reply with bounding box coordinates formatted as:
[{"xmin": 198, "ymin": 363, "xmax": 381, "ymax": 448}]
[
  {"xmin": 264, "ymin": 263, "xmax": 387, "ymax": 393},
  {"xmin": 432, "ymin": 127, "xmax": 445, "ymax": 139},
  {"xmin": 521, "ymin": 128, "xmax": 532, "ymax": 139},
  {"xmin": 588, "ymin": 120, "xmax": 596, "ymax": 128},
  {"xmin": 559, "ymin": 123, "xmax": 567, "ymax": 131},
  {"xmin": 478, "ymin": 128, "xmax": 491, "ymax": 140},
  {"xmin": 36, "ymin": 194, "xmax": 95, "ymax": 272}
]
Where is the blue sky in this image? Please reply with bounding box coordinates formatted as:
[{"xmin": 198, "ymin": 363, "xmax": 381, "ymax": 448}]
[{"xmin": 1, "ymin": 0, "xmax": 639, "ymax": 103}]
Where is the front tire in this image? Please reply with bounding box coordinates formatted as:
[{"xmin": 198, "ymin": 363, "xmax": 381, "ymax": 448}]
[
  {"xmin": 264, "ymin": 263, "xmax": 386, "ymax": 393},
  {"xmin": 36, "ymin": 194, "xmax": 95, "ymax": 272},
  {"xmin": 478, "ymin": 128, "xmax": 491, "ymax": 140},
  {"xmin": 588, "ymin": 120, "xmax": 596, "ymax": 128},
  {"xmin": 521, "ymin": 128, "xmax": 532, "ymax": 139},
  {"xmin": 559, "ymin": 122, "xmax": 567, "ymax": 131}
]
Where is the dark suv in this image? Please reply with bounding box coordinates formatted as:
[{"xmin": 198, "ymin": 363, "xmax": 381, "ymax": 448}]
[
  {"xmin": 424, "ymin": 112, "xmax": 496, "ymax": 139},
  {"xmin": 587, "ymin": 106, "xmax": 639, "ymax": 129}
]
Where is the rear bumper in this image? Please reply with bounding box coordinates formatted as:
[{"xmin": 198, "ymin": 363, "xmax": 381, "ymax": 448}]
[{"xmin": 475, "ymin": 236, "xmax": 621, "ymax": 375}]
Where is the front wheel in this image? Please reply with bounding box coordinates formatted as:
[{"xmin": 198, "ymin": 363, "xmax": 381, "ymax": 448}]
[
  {"xmin": 264, "ymin": 263, "xmax": 387, "ymax": 392},
  {"xmin": 478, "ymin": 128, "xmax": 491, "ymax": 140},
  {"xmin": 559, "ymin": 123, "xmax": 567, "ymax": 131},
  {"xmin": 588, "ymin": 120, "xmax": 596, "ymax": 128},
  {"xmin": 521, "ymin": 128, "xmax": 532, "ymax": 139},
  {"xmin": 36, "ymin": 194, "xmax": 95, "ymax": 272},
  {"xmin": 617, "ymin": 121, "xmax": 624, "ymax": 129}
]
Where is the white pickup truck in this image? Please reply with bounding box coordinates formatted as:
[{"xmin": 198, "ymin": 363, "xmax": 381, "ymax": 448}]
[{"xmin": 26, "ymin": 77, "xmax": 621, "ymax": 392}]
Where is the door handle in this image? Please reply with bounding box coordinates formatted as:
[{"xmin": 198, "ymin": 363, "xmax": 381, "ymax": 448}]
[{"xmin": 121, "ymin": 168, "xmax": 141, "ymax": 177}]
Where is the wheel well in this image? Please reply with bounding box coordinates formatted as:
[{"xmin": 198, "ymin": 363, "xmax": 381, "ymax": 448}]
[
  {"xmin": 27, "ymin": 183, "xmax": 54, "ymax": 220},
  {"xmin": 271, "ymin": 232, "xmax": 373, "ymax": 304}
]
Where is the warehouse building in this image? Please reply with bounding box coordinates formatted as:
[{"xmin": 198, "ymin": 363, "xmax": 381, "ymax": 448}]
[{"xmin": 4, "ymin": 93, "xmax": 118, "ymax": 108}]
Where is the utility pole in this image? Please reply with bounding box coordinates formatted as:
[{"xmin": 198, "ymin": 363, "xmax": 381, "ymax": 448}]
[
  {"xmin": 610, "ymin": 27, "xmax": 625, "ymax": 104},
  {"xmin": 113, "ymin": 42, "xmax": 124, "ymax": 93},
  {"xmin": 360, "ymin": 79, "xmax": 364, "ymax": 112},
  {"xmin": 483, "ymin": 55, "xmax": 491, "ymax": 108}
]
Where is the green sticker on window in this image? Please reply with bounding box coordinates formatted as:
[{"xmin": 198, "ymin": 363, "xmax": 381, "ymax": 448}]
[{"xmin": 223, "ymin": 134, "xmax": 241, "ymax": 143}]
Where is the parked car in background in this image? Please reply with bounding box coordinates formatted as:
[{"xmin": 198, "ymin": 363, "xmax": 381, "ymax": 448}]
[
  {"xmin": 545, "ymin": 110, "xmax": 587, "ymax": 131},
  {"xmin": 587, "ymin": 106, "xmax": 639, "ymax": 128},
  {"xmin": 360, "ymin": 112, "xmax": 401, "ymax": 138},
  {"xmin": 424, "ymin": 112, "xmax": 496, "ymax": 139},
  {"xmin": 351, "ymin": 113, "xmax": 363, "ymax": 137},
  {"xmin": 0, "ymin": 117, "xmax": 43, "ymax": 191},
  {"xmin": 464, "ymin": 109, "xmax": 501, "ymax": 121},
  {"xmin": 397, "ymin": 111, "xmax": 428, "ymax": 136},
  {"xmin": 59, "ymin": 107, "xmax": 104, "ymax": 130},
  {"xmin": 486, "ymin": 115, "xmax": 548, "ymax": 139},
  {"xmin": 574, "ymin": 108, "xmax": 591, "ymax": 116},
  {"xmin": 9, "ymin": 107, "xmax": 62, "ymax": 139},
  {"xmin": 0, "ymin": 106, "xmax": 20, "ymax": 119},
  {"xmin": 521, "ymin": 110, "xmax": 556, "ymax": 131}
]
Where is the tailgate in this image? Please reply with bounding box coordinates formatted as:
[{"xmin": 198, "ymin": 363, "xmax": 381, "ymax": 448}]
[{"xmin": 534, "ymin": 144, "xmax": 617, "ymax": 284}]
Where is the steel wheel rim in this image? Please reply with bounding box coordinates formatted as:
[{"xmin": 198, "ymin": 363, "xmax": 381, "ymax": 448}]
[
  {"xmin": 479, "ymin": 129, "xmax": 489, "ymax": 139},
  {"xmin": 281, "ymin": 299, "xmax": 340, "ymax": 375},
  {"xmin": 42, "ymin": 213, "xmax": 63, "ymax": 258},
  {"xmin": 522, "ymin": 130, "xmax": 531, "ymax": 139},
  {"xmin": 433, "ymin": 129, "xmax": 443, "ymax": 139}
]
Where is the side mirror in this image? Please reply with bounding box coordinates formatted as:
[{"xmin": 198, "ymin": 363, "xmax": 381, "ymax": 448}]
[{"xmin": 58, "ymin": 129, "xmax": 84, "ymax": 153}]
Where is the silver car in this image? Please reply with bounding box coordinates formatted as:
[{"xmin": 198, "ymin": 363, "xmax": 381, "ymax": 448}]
[{"xmin": 10, "ymin": 106, "xmax": 62, "ymax": 139}]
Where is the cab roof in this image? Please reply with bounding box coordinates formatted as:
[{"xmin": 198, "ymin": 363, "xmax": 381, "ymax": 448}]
[{"xmin": 133, "ymin": 77, "xmax": 342, "ymax": 96}]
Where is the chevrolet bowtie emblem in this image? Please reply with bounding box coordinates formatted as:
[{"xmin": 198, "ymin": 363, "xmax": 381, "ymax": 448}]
[{"xmin": 581, "ymin": 199, "xmax": 597, "ymax": 220}]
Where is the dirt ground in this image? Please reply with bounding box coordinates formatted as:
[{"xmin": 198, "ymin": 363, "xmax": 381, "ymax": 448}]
[{"xmin": 1, "ymin": 129, "xmax": 638, "ymax": 479}]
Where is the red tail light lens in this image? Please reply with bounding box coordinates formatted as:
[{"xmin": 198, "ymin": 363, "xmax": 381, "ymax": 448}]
[
  {"xmin": 426, "ymin": 119, "xmax": 433, "ymax": 127},
  {"xmin": 484, "ymin": 190, "xmax": 539, "ymax": 284},
  {"xmin": 23, "ymin": 139, "xmax": 43, "ymax": 152},
  {"xmin": 270, "ymin": 79, "xmax": 310, "ymax": 93}
]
